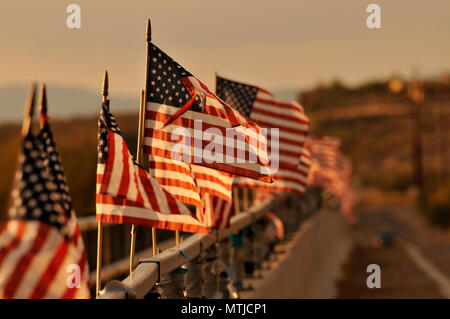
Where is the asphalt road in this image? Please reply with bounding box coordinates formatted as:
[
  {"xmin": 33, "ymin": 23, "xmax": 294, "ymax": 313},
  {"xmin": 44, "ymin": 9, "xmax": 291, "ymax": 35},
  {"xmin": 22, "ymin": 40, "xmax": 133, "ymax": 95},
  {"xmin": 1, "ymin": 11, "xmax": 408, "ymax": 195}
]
[{"xmin": 337, "ymin": 198, "xmax": 450, "ymax": 298}]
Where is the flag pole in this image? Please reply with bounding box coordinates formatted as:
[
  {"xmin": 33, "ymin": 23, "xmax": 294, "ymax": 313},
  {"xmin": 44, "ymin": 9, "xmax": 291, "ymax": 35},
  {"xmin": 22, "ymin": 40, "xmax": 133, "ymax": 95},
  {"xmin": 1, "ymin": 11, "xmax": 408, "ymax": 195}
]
[
  {"xmin": 143, "ymin": 19, "xmax": 158, "ymax": 256},
  {"xmin": 250, "ymin": 188, "xmax": 256, "ymax": 207},
  {"xmin": 21, "ymin": 84, "xmax": 37, "ymax": 137},
  {"xmin": 96, "ymin": 70, "xmax": 108, "ymax": 297},
  {"xmin": 175, "ymin": 230, "xmax": 181, "ymax": 245},
  {"xmin": 129, "ymin": 89, "xmax": 146, "ymax": 273},
  {"xmin": 11, "ymin": 83, "xmax": 36, "ymax": 211},
  {"xmin": 7, "ymin": 84, "xmax": 36, "ymax": 240},
  {"xmin": 233, "ymin": 187, "xmax": 240, "ymax": 215},
  {"xmin": 242, "ymin": 187, "xmax": 249, "ymax": 212},
  {"xmin": 39, "ymin": 84, "xmax": 47, "ymax": 129}
]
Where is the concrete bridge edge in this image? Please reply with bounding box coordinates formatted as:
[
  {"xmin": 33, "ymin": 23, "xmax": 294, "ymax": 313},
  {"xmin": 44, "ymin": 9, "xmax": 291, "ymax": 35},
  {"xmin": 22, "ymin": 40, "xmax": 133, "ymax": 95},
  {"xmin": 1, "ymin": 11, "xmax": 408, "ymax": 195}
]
[{"xmin": 251, "ymin": 209, "xmax": 353, "ymax": 299}]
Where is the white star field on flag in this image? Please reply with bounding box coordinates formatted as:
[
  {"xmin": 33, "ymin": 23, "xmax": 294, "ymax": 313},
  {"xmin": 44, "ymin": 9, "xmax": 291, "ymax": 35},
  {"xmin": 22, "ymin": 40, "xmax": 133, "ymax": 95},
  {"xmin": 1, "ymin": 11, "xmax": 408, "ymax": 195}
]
[
  {"xmin": 8, "ymin": 125, "xmax": 74, "ymax": 239},
  {"xmin": 148, "ymin": 44, "xmax": 203, "ymax": 112}
]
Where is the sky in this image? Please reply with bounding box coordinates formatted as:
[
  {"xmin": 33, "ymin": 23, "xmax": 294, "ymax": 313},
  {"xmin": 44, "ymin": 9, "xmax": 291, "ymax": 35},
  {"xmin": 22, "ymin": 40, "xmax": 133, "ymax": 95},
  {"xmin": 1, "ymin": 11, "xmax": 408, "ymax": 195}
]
[{"xmin": 0, "ymin": 0, "xmax": 449, "ymax": 97}]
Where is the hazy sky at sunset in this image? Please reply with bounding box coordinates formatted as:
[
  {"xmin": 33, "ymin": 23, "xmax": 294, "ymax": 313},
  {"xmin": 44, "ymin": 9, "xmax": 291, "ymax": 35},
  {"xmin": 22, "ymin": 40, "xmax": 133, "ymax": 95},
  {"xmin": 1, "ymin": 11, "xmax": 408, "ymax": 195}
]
[{"xmin": 1, "ymin": 0, "xmax": 449, "ymax": 95}]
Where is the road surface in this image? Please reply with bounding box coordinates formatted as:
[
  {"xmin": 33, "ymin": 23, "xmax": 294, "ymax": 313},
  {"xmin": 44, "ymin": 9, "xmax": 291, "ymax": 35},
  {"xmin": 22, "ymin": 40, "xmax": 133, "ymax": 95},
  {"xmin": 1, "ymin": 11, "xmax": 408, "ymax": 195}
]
[{"xmin": 337, "ymin": 193, "xmax": 450, "ymax": 298}]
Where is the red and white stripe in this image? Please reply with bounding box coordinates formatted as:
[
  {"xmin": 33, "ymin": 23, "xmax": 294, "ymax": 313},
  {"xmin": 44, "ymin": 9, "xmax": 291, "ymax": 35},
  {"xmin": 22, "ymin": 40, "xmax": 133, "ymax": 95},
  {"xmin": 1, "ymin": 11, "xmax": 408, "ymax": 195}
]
[
  {"xmin": 145, "ymin": 77, "xmax": 271, "ymax": 182},
  {"xmin": 149, "ymin": 155, "xmax": 203, "ymax": 209},
  {"xmin": 298, "ymin": 148, "xmax": 312, "ymax": 177},
  {"xmin": 0, "ymin": 219, "xmax": 90, "ymax": 299},
  {"xmin": 305, "ymin": 136, "xmax": 340, "ymax": 169},
  {"xmin": 149, "ymin": 157, "xmax": 234, "ymax": 229},
  {"xmin": 190, "ymin": 164, "xmax": 233, "ymax": 202},
  {"xmin": 96, "ymin": 129, "xmax": 208, "ymax": 234},
  {"xmin": 191, "ymin": 165, "xmax": 233, "ymax": 229},
  {"xmin": 306, "ymin": 136, "xmax": 357, "ymax": 224},
  {"xmin": 250, "ymin": 89, "xmax": 309, "ymax": 168},
  {"xmin": 198, "ymin": 193, "xmax": 234, "ymax": 230},
  {"xmin": 234, "ymin": 148, "xmax": 311, "ymax": 195}
]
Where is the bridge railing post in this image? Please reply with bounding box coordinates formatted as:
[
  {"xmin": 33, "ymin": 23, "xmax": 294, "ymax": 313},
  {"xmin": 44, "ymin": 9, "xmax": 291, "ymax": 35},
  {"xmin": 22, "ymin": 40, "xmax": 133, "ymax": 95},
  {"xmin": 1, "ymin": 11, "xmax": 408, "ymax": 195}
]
[
  {"xmin": 157, "ymin": 269, "xmax": 186, "ymax": 299},
  {"xmin": 216, "ymin": 240, "xmax": 238, "ymax": 298},
  {"xmin": 203, "ymin": 245, "xmax": 218, "ymax": 298},
  {"xmin": 230, "ymin": 236, "xmax": 244, "ymax": 291},
  {"xmin": 252, "ymin": 221, "xmax": 266, "ymax": 272},
  {"xmin": 185, "ymin": 255, "xmax": 205, "ymax": 298}
]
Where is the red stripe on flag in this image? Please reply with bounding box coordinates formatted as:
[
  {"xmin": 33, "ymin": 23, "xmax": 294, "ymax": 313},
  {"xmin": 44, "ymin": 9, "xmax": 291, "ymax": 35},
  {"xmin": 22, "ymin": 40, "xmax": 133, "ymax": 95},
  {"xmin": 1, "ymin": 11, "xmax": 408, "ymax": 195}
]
[
  {"xmin": 29, "ymin": 238, "xmax": 68, "ymax": 299},
  {"xmin": 96, "ymin": 194, "xmax": 145, "ymax": 208},
  {"xmin": 252, "ymin": 107, "xmax": 309, "ymax": 126},
  {"xmin": 3, "ymin": 223, "xmax": 50, "ymax": 298},
  {"xmin": 118, "ymin": 138, "xmax": 131, "ymax": 197},
  {"xmin": 100, "ymin": 130, "xmax": 116, "ymax": 194},
  {"xmin": 0, "ymin": 221, "xmax": 26, "ymax": 268},
  {"xmin": 255, "ymin": 97, "xmax": 304, "ymax": 113}
]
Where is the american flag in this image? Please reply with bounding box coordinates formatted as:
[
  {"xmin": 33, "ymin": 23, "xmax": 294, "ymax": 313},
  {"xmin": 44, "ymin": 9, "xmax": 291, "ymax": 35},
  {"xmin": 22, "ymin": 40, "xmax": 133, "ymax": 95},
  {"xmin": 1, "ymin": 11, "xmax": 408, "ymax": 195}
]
[
  {"xmin": 305, "ymin": 136, "xmax": 340, "ymax": 169},
  {"xmin": 0, "ymin": 120, "xmax": 90, "ymax": 298},
  {"xmin": 149, "ymin": 156, "xmax": 234, "ymax": 228},
  {"xmin": 266, "ymin": 212, "xmax": 284, "ymax": 241},
  {"xmin": 305, "ymin": 136, "xmax": 341, "ymax": 187},
  {"xmin": 190, "ymin": 164, "xmax": 233, "ymax": 203},
  {"xmin": 234, "ymin": 147, "xmax": 311, "ymax": 195},
  {"xmin": 216, "ymin": 76, "xmax": 310, "ymax": 169},
  {"xmin": 96, "ymin": 103, "xmax": 208, "ymax": 234},
  {"xmin": 191, "ymin": 165, "xmax": 234, "ymax": 229},
  {"xmin": 198, "ymin": 193, "xmax": 234, "ymax": 230},
  {"xmin": 305, "ymin": 136, "xmax": 357, "ymax": 224},
  {"xmin": 305, "ymin": 153, "xmax": 321, "ymax": 186},
  {"xmin": 149, "ymin": 155, "xmax": 203, "ymax": 209},
  {"xmin": 144, "ymin": 44, "xmax": 271, "ymax": 182},
  {"xmin": 298, "ymin": 148, "xmax": 312, "ymax": 180}
]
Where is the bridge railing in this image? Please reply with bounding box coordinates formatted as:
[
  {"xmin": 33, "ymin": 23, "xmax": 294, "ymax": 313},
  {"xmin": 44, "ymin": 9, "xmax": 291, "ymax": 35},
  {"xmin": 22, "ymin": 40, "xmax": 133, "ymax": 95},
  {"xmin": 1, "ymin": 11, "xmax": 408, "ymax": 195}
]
[{"xmin": 78, "ymin": 189, "xmax": 324, "ymax": 299}]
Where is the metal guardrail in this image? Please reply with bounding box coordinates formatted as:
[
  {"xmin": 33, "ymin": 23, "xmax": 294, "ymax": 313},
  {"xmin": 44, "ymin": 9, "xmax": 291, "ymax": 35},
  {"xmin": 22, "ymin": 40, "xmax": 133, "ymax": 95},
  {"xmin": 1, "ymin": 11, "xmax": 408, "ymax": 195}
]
[{"xmin": 89, "ymin": 195, "xmax": 284, "ymax": 299}]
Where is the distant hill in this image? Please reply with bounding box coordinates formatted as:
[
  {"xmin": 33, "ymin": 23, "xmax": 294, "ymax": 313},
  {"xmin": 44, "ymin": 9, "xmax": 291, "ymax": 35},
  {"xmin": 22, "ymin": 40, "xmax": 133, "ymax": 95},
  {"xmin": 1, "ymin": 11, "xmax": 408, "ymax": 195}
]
[
  {"xmin": 300, "ymin": 79, "xmax": 450, "ymax": 197},
  {"xmin": 0, "ymin": 85, "xmax": 139, "ymax": 123},
  {"xmin": 272, "ymin": 88, "xmax": 301, "ymax": 103}
]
